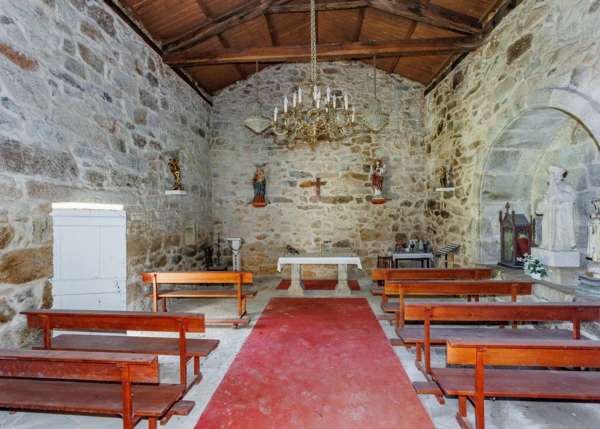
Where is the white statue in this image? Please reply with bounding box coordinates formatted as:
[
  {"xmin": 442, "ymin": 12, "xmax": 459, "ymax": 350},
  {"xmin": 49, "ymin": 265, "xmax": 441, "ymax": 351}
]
[
  {"xmin": 587, "ymin": 199, "xmax": 600, "ymax": 275},
  {"xmin": 535, "ymin": 165, "xmax": 576, "ymax": 251}
]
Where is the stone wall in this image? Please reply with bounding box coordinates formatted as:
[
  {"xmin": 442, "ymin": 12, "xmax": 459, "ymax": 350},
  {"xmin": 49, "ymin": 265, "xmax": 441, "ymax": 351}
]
[
  {"xmin": 0, "ymin": 0, "xmax": 211, "ymax": 346},
  {"xmin": 424, "ymin": 0, "xmax": 600, "ymax": 266},
  {"xmin": 211, "ymin": 62, "xmax": 426, "ymax": 278}
]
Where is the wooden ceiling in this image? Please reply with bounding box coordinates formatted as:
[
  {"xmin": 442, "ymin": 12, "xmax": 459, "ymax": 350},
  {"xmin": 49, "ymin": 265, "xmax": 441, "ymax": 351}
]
[{"xmin": 110, "ymin": 0, "xmax": 518, "ymax": 101}]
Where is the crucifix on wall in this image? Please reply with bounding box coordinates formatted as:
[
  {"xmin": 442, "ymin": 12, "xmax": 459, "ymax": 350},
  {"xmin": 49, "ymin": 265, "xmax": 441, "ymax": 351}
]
[{"xmin": 300, "ymin": 178, "xmax": 328, "ymax": 201}]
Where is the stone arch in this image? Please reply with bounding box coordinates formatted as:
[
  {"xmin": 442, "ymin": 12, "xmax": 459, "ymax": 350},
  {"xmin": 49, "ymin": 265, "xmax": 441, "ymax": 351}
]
[{"xmin": 477, "ymin": 88, "xmax": 600, "ymax": 264}]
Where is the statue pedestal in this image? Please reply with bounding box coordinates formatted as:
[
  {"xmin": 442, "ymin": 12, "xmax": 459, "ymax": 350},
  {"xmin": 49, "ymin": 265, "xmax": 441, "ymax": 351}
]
[
  {"xmin": 531, "ymin": 247, "xmax": 579, "ymax": 268},
  {"xmin": 577, "ymin": 274, "xmax": 600, "ymax": 295}
]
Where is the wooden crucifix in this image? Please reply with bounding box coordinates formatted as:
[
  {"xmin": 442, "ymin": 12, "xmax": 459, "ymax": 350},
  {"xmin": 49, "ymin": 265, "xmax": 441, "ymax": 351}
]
[{"xmin": 300, "ymin": 178, "xmax": 328, "ymax": 201}]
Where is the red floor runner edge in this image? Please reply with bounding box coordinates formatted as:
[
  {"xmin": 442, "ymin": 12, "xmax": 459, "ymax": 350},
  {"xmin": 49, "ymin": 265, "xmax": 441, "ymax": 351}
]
[
  {"xmin": 195, "ymin": 298, "xmax": 434, "ymax": 429},
  {"xmin": 275, "ymin": 279, "xmax": 361, "ymax": 291}
]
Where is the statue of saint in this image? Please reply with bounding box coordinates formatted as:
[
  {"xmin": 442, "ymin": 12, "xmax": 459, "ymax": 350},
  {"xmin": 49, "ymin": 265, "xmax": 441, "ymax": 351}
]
[
  {"xmin": 251, "ymin": 166, "xmax": 266, "ymax": 203},
  {"xmin": 168, "ymin": 157, "xmax": 184, "ymax": 190},
  {"xmin": 369, "ymin": 159, "xmax": 386, "ymax": 198},
  {"xmin": 535, "ymin": 165, "xmax": 576, "ymax": 251},
  {"xmin": 586, "ymin": 200, "xmax": 600, "ymax": 272}
]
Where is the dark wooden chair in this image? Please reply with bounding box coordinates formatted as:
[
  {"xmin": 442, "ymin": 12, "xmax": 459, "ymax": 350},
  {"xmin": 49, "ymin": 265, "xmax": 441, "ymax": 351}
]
[
  {"xmin": 376, "ymin": 256, "xmax": 393, "ymax": 286},
  {"xmin": 202, "ymin": 244, "xmax": 228, "ymax": 271}
]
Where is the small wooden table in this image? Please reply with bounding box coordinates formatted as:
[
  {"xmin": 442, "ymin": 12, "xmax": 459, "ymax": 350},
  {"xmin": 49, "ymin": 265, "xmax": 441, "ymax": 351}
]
[
  {"xmin": 388, "ymin": 251, "xmax": 434, "ymax": 268},
  {"xmin": 277, "ymin": 253, "xmax": 362, "ymax": 296}
]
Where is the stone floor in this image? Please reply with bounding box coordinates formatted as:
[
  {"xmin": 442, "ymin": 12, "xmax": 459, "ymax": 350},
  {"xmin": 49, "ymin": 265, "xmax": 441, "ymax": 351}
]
[{"xmin": 1, "ymin": 278, "xmax": 600, "ymax": 428}]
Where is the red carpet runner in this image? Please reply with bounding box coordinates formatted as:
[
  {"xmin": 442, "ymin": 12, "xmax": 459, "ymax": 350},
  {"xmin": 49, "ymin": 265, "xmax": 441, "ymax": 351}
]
[
  {"xmin": 275, "ymin": 279, "xmax": 361, "ymax": 291},
  {"xmin": 195, "ymin": 298, "xmax": 434, "ymax": 429}
]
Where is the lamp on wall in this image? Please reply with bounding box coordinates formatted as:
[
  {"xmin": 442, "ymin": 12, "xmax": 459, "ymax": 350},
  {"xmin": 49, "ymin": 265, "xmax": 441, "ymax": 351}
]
[{"xmin": 243, "ymin": 0, "xmax": 389, "ymax": 145}]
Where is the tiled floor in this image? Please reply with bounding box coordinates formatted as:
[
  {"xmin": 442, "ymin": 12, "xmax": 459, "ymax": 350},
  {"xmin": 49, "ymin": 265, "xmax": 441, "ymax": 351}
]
[{"xmin": 1, "ymin": 279, "xmax": 599, "ymax": 428}]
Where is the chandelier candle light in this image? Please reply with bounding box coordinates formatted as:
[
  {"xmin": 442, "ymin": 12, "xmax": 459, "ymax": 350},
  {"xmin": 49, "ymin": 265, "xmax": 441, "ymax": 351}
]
[{"xmin": 244, "ymin": 0, "xmax": 389, "ymax": 145}]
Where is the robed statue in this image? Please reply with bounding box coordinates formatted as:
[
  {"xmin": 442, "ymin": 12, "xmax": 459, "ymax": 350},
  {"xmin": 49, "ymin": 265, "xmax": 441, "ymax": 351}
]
[
  {"xmin": 168, "ymin": 157, "xmax": 184, "ymax": 190},
  {"xmin": 369, "ymin": 159, "xmax": 386, "ymax": 199},
  {"xmin": 536, "ymin": 165, "xmax": 576, "ymax": 251},
  {"xmin": 587, "ymin": 199, "xmax": 600, "ymax": 276},
  {"xmin": 251, "ymin": 166, "xmax": 266, "ymax": 203}
]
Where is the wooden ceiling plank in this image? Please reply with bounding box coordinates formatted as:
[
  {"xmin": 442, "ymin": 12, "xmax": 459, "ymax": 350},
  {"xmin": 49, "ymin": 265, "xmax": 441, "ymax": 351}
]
[
  {"xmin": 266, "ymin": 1, "xmax": 369, "ymax": 13},
  {"xmin": 115, "ymin": 0, "xmax": 163, "ymax": 42},
  {"xmin": 368, "ymin": 0, "xmax": 482, "ymax": 35},
  {"xmin": 387, "ymin": 18, "xmax": 417, "ymax": 73},
  {"xmin": 353, "ymin": 8, "xmax": 365, "ymax": 41},
  {"xmin": 164, "ymin": 0, "xmax": 293, "ymax": 54},
  {"xmin": 164, "ymin": 36, "xmax": 482, "ymax": 66}
]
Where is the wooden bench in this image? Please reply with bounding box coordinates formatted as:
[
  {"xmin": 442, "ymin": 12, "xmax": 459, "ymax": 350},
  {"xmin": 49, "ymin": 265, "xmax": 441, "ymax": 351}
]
[
  {"xmin": 22, "ymin": 309, "xmax": 219, "ymax": 393},
  {"xmin": 382, "ymin": 280, "xmax": 533, "ymax": 327},
  {"xmin": 0, "ymin": 349, "xmax": 186, "ymax": 429},
  {"xmin": 402, "ymin": 302, "xmax": 598, "ymax": 378},
  {"xmin": 371, "ymin": 268, "xmax": 493, "ymax": 303},
  {"xmin": 141, "ymin": 271, "xmax": 256, "ymax": 321},
  {"xmin": 433, "ymin": 338, "xmax": 600, "ymax": 429}
]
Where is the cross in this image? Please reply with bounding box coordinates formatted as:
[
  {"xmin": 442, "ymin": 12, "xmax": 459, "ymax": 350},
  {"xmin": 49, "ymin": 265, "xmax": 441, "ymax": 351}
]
[{"xmin": 300, "ymin": 178, "xmax": 328, "ymax": 201}]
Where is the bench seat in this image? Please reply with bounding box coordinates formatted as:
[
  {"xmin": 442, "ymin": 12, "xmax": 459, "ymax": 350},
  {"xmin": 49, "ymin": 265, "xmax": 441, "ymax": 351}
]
[
  {"xmin": 150, "ymin": 289, "xmax": 257, "ymax": 299},
  {"xmin": 397, "ymin": 326, "xmax": 576, "ymax": 344},
  {"xmin": 0, "ymin": 378, "xmax": 185, "ymax": 418},
  {"xmin": 432, "ymin": 367, "xmax": 600, "ymax": 399},
  {"xmin": 43, "ymin": 334, "xmax": 219, "ymax": 358}
]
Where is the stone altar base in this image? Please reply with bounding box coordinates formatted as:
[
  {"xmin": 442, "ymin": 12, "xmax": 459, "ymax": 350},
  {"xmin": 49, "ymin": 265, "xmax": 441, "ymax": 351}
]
[
  {"xmin": 544, "ymin": 267, "xmax": 583, "ymax": 286},
  {"xmin": 531, "ymin": 247, "xmax": 580, "ymax": 268},
  {"xmin": 577, "ymin": 274, "xmax": 600, "ymax": 295}
]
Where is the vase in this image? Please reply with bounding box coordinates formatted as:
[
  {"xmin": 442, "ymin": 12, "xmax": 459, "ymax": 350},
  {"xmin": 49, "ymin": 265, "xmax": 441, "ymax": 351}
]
[{"xmin": 530, "ymin": 273, "xmax": 542, "ymax": 280}]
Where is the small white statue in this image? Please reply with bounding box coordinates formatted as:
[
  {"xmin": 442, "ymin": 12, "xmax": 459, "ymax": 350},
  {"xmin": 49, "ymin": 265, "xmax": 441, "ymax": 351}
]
[
  {"xmin": 586, "ymin": 199, "xmax": 600, "ymax": 275},
  {"xmin": 369, "ymin": 159, "xmax": 386, "ymax": 199},
  {"xmin": 536, "ymin": 165, "xmax": 576, "ymax": 251}
]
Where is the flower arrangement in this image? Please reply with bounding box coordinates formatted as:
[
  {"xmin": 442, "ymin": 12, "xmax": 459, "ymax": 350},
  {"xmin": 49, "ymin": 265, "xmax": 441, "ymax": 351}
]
[{"xmin": 517, "ymin": 253, "xmax": 547, "ymax": 280}]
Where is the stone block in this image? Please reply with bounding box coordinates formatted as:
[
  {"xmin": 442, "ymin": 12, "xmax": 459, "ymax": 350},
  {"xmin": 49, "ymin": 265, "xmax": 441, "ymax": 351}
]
[
  {"xmin": 87, "ymin": 5, "xmax": 116, "ymax": 37},
  {"xmin": 0, "ymin": 44, "xmax": 38, "ymax": 71},
  {"xmin": 531, "ymin": 247, "xmax": 580, "ymax": 267},
  {"xmin": 78, "ymin": 43, "xmax": 104, "ymax": 74},
  {"xmin": 0, "ymin": 246, "xmax": 52, "ymax": 284}
]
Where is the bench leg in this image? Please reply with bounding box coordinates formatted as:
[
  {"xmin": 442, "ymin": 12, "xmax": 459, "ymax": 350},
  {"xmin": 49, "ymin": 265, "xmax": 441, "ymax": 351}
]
[
  {"xmin": 194, "ymin": 357, "xmax": 200, "ymax": 376},
  {"xmin": 162, "ymin": 296, "xmax": 167, "ymax": 312},
  {"xmin": 148, "ymin": 417, "xmax": 158, "ymax": 429},
  {"xmin": 455, "ymin": 396, "xmax": 473, "ymax": 429}
]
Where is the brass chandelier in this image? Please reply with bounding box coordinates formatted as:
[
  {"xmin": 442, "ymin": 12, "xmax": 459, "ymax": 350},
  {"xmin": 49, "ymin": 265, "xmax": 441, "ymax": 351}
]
[{"xmin": 244, "ymin": 0, "xmax": 389, "ymax": 144}]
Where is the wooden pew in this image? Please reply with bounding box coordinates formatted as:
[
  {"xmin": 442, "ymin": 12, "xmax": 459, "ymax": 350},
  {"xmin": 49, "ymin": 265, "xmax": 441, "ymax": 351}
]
[
  {"xmin": 402, "ymin": 302, "xmax": 598, "ymax": 377},
  {"xmin": 371, "ymin": 268, "xmax": 493, "ymax": 303},
  {"xmin": 434, "ymin": 338, "xmax": 600, "ymax": 429},
  {"xmin": 22, "ymin": 309, "xmax": 219, "ymax": 393},
  {"xmin": 382, "ymin": 280, "xmax": 533, "ymax": 327},
  {"xmin": 141, "ymin": 271, "xmax": 256, "ymax": 322},
  {"xmin": 0, "ymin": 349, "xmax": 186, "ymax": 429}
]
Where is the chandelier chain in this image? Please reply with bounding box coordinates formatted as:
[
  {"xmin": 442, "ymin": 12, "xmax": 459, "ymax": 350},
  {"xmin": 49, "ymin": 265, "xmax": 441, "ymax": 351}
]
[{"xmin": 310, "ymin": 0, "xmax": 317, "ymax": 83}]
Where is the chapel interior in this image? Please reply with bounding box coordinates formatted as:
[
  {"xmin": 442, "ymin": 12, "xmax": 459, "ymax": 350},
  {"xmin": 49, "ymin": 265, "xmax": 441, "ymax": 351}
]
[{"xmin": 1, "ymin": 0, "xmax": 600, "ymax": 428}]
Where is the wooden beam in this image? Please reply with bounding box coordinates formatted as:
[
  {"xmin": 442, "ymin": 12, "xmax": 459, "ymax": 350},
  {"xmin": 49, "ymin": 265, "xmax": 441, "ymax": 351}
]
[
  {"xmin": 163, "ymin": 0, "xmax": 292, "ymax": 54},
  {"xmin": 266, "ymin": 1, "xmax": 368, "ymax": 14},
  {"xmin": 194, "ymin": 0, "xmax": 212, "ymax": 19},
  {"xmin": 353, "ymin": 8, "xmax": 365, "ymax": 41},
  {"xmin": 388, "ymin": 18, "xmax": 417, "ymax": 73},
  {"xmin": 264, "ymin": 14, "xmax": 279, "ymax": 46},
  {"xmin": 101, "ymin": 0, "xmax": 213, "ymax": 105},
  {"xmin": 217, "ymin": 34, "xmax": 247, "ymax": 79},
  {"xmin": 164, "ymin": 36, "xmax": 482, "ymax": 67},
  {"xmin": 368, "ymin": 0, "xmax": 482, "ymax": 35}
]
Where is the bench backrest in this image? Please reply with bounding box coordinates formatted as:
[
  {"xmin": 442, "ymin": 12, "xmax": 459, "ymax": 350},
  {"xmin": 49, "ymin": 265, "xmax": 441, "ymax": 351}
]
[
  {"xmin": 23, "ymin": 309, "xmax": 206, "ymax": 333},
  {"xmin": 405, "ymin": 302, "xmax": 600, "ymax": 323},
  {"xmin": 0, "ymin": 349, "xmax": 159, "ymax": 383},
  {"xmin": 373, "ymin": 268, "xmax": 492, "ymax": 281},
  {"xmin": 447, "ymin": 338, "xmax": 600, "ymax": 369},
  {"xmin": 385, "ymin": 281, "xmax": 533, "ymax": 296},
  {"xmin": 141, "ymin": 271, "xmax": 253, "ymax": 284}
]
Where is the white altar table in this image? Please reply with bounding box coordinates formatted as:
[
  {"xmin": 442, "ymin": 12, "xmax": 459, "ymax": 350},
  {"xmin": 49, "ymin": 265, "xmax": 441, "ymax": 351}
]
[{"xmin": 277, "ymin": 253, "xmax": 362, "ymax": 296}]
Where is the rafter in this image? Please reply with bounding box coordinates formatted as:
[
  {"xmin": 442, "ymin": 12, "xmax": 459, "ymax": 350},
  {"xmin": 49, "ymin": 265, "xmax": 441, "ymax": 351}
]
[
  {"xmin": 368, "ymin": 0, "xmax": 482, "ymax": 35},
  {"xmin": 388, "ymin": 11, "xmax": 419, "ymax": 74},
  {"xmin": 264, "ymin": 14, "xmax": 279, "ymax": 46},
  {"xmin": 266, "ymin": 1, "xmax": 369, "ymax": 14},
  {"xmin": 163, "ymin": 0, "xmax": 292, "ymax": 54},
  {"xmin": 164, "ymin": 36, "xmax": 482, "ymax": 67},
  {"xmin": 353, "ymin": 8, "xmax": 365, "ymax": 41}
]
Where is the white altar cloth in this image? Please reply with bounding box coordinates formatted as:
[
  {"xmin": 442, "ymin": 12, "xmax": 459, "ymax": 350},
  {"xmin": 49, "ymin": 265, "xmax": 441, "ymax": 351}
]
[
  {"xmin": 277, "ymin": 253, "xmax": 362, "ymax": 296},
  {"xmin": 277, "ymin": 253, "xmax": 362, "ymax": 272}
]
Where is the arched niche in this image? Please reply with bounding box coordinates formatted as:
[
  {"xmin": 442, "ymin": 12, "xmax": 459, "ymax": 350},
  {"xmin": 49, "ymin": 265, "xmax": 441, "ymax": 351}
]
[{"xmin": 478, "ymin": 89, "xmax": 600, "ymax": 265}]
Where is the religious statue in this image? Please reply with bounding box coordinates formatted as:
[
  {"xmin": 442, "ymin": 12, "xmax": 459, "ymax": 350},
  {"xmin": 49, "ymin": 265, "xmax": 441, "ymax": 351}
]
[
  {"xmin": 251, "ymin": 166, "xmax": 266, "ymax": 204},
  {"xmin": 586, "ymin": 199, "xmax": 600, "ymax": 276},
  {"xmin": 369, "ymin": 159, "xmax": 386, "ymax": 198},
  {"xmin": 439, "ymin": 166, "xmax": 447, "ymax": 188},
  {"xmin": 168, "ymin": 157, "xmax": 184, "ymax": 190},
  {"xmin": 535, "ymin": 165, "xmax": 576, "ymax": 251}
]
